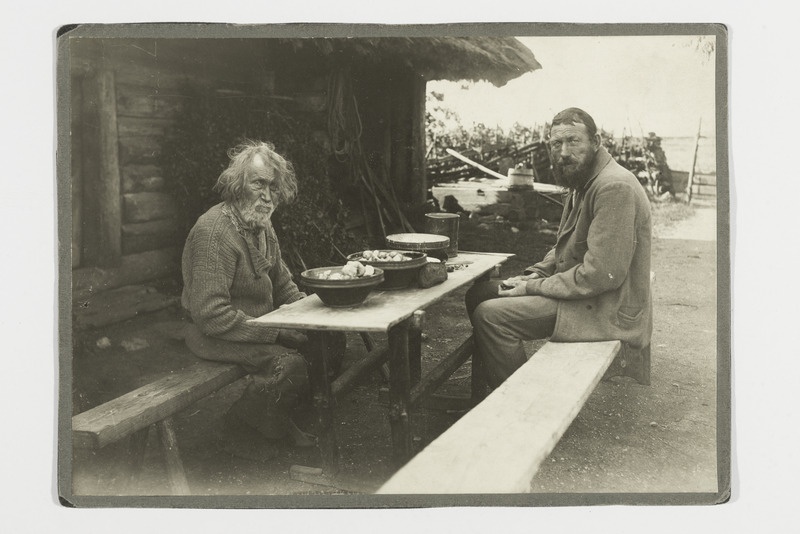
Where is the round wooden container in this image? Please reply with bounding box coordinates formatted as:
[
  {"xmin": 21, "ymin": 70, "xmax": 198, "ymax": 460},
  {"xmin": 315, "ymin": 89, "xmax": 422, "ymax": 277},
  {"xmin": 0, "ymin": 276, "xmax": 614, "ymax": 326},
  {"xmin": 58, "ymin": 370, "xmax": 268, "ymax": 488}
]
[
  {"xmin": 508, "ymin": 167, "xmax": 534, "ymax": 189},
  {"xmin": 424, "ymin": 213, "xmax": 460, "ymax": 258},
  {"xmin": 386, "ymin": 233, "xmax": 450, "ymax": 262}
]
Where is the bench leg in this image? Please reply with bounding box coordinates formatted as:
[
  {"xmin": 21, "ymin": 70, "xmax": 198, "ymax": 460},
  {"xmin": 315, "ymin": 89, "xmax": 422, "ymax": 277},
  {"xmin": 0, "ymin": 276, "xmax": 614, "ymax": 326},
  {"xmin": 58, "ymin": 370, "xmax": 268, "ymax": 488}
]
[
  {"xmin": 156, "ymin": 418, "xmax": 191, "ymax": 495},
  {"xmin": 388, "ymin": 319, "xmax": 412, "ymax": 467},
  {"xmin": 123, "ymin": 426, "xmax": 150, "ymax": 494},
  {"xmin": 603, "ymin": 343, "xmax": 651, "ymax": 385}
]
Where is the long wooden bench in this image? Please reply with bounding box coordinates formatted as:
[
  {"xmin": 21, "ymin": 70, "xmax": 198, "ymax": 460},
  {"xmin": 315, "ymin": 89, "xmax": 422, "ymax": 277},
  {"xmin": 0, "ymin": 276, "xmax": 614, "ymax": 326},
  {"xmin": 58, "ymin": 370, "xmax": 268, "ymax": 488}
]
[
  {"xmin": 376, "ymin": 340, "xmax": 628, "ymax": 494},
  {"xmin": 377, "ymin": 273, "xmax": 655, "ymax": 494}
]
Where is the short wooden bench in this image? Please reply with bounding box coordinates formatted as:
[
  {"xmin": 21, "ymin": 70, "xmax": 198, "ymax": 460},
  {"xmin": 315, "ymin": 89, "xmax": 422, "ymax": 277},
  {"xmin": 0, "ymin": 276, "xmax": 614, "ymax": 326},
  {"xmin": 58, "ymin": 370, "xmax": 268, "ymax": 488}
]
[
  {"xmin": 71, "ymin": 332, "xmax": 389, "ymax": 494},
  {"xmin": 72, "ymin": 361, "xmax": 247, "ymax": 494}
]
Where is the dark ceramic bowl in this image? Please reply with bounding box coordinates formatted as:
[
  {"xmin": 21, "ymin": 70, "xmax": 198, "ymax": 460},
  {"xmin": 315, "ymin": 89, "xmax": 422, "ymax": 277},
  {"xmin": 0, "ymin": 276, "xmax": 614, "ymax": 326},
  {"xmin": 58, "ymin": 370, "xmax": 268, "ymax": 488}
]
[
  {"xmin": 300, "ymin": 266, "xmax": 385, "ymax": 307},
  {"xmin": 346, "ymin": 251, "xmax": 427, "ymax": 290}
]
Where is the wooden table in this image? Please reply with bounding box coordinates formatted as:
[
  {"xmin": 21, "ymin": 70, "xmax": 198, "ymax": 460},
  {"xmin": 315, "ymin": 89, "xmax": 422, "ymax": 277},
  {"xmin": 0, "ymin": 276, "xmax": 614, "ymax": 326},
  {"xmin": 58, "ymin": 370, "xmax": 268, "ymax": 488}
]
[{"xmin": 249, "ymin": 252, "xmax": 511, "ymax": 477}]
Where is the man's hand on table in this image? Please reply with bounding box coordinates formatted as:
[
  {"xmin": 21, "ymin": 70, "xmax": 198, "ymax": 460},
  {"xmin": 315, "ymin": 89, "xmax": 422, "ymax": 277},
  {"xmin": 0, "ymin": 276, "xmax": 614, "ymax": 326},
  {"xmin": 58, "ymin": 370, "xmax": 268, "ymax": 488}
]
[
  {"xmin": 276, "ymin": 329, "xmax": 309, "ymax": 350},
  {"xmin": 498, "ymin": 272, "xmax": 540, "ymax": 297}
]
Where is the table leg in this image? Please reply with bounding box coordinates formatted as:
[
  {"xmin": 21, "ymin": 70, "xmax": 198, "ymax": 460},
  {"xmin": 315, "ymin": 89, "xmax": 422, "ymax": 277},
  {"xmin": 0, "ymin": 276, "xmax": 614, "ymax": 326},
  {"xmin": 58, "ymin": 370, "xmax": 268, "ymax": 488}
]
[
  {"xmin": 388, "ymin": 319, "xmax": 412, "ymax": 467},
  {"xmin": 468, "ymin": 274, "xmax": 495, "ymax": 403},
  {"xmin": 306, "ymin": 330, "xmax": 339, "ymax": 476},
  {"xmin": 470, "ymin": 339, "xmax": 490, "ymax": 404},
  {"xmin": 408, "ymin": 310, "xmax": 424, "ymax": 385}
]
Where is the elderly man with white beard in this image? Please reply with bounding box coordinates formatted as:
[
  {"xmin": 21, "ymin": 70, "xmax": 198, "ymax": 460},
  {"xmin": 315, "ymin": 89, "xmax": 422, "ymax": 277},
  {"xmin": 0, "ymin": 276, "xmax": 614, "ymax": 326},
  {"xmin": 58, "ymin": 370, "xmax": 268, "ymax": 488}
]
[
  {"xmin": 465, "ymin": 108, "xmax": 653, "ymax": 389},
  {"xmin": 181, "ymin": 140, "xmax": 343, "ymax": 459}
]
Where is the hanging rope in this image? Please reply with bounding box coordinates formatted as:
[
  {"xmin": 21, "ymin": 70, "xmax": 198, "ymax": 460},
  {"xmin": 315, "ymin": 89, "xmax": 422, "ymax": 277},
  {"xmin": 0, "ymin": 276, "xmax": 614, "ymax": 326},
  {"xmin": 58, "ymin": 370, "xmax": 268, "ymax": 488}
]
[
  {"xmin": 327, "ymin": 67, "xmax": 363, "ymax": 169},
  {"xmin": 326, "ymin": 67, "xmax": 415, "ymax": 236}
]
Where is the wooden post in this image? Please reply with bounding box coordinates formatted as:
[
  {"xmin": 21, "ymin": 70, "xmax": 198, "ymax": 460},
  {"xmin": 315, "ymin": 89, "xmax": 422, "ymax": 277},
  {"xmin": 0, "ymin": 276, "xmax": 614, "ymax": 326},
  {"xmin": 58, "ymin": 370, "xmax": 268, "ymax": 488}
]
[
  {"xmin": 410, "ymin": 75, "xmax": 427, "ymax": 207},
  {"xmin": 387, "ymin": 319, "xmax": 412, "ymax": 467},
  {"xmin": 408, "ymin": 310, "xmax": 425, "ymax": 385},
  {"xmin": 71, "ymin": 71, "xmax": 84, "ymax": 268},
  {"xmin": 685, "ymin": 118, "xmax": 702, "ymax": 203},
  {"xmin": 389, "ymin": 75, "xmax": 411, "ymax": 206},
  {"xmin": 82, "ymin": 69, "xmax": 122, "ymax": 267}
]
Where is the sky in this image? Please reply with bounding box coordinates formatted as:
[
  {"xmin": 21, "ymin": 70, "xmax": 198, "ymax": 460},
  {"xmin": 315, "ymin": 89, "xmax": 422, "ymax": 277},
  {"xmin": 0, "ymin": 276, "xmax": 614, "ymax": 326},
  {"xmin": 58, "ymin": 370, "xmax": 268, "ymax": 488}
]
[{"xmin": 428, "ymin": 35, "xmax": 716, "ymax": 139}]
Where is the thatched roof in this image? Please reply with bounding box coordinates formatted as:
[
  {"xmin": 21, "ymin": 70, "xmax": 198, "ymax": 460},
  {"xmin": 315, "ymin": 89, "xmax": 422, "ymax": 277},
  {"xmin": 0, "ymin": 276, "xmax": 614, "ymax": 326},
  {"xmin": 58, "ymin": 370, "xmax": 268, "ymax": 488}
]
[{"xmin": 284, "ymin": 37, "xmax": 541, "ymax": 87}]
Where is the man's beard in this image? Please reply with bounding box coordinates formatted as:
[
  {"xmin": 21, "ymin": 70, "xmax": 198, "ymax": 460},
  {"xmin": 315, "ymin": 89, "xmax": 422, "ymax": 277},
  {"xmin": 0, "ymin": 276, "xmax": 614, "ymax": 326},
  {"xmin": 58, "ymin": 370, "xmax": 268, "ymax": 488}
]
[
  {"xmin": 552, "ymin": 155, "xmax": 594, "ymax": 190},
  {"xmin": 236, "ymin": 201, "xmax": 273, "ymax": 230}
]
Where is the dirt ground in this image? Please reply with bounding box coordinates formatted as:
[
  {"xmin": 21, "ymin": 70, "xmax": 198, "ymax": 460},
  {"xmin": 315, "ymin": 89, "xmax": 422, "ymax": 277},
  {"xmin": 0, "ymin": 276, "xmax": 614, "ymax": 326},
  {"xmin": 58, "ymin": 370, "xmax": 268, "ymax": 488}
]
[{"xmin": 69, "ymin": 197, "xmax": 719, "ymax": 498}]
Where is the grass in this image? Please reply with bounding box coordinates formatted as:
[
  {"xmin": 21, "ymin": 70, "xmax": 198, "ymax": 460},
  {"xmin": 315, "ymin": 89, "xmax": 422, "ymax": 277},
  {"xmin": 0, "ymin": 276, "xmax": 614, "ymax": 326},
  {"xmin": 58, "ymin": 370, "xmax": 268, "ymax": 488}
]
[{"xmin": 650, "ymin": 200, "xmax": 696, "ymax": 231}]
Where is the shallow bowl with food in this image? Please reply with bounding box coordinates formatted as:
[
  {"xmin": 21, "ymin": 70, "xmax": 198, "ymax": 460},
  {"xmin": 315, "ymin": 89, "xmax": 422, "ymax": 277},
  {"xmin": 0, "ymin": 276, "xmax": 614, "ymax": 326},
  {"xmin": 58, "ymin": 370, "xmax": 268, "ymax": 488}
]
[
  {"xmin": 300, "ymin": 266, "xmax": 385, "ymax": 307},
  {"xmin": 346, "ymin": 250, "xmax": 427, "ymax": 290}
]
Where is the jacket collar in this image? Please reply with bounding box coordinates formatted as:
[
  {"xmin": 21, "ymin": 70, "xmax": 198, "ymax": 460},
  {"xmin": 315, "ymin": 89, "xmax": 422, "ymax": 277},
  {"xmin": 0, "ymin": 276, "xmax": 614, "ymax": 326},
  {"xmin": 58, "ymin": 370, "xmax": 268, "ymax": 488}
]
[
  {"xmin": 580, "ymin": 145, "xmax": 613, "ymax": 193},
  {"xmin": 556, "ymin": 146, "xmax": 613, "ymax": 242}
]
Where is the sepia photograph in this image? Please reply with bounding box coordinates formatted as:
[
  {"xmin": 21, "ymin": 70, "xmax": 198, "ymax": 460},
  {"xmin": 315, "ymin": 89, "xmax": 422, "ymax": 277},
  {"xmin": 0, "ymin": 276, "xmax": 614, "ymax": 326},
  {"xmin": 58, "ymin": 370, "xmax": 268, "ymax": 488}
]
[{"xmin": 56, "ymin": 22, "xmax": 728, "ymax": 508}]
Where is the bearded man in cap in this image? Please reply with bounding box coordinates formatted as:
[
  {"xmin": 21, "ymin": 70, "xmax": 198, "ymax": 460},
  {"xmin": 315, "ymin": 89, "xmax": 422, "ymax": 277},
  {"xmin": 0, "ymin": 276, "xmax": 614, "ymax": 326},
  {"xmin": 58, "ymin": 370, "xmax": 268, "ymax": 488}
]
[{"xmin": 466, "ymin": 108, "xmax": 652, "ymax": 388}]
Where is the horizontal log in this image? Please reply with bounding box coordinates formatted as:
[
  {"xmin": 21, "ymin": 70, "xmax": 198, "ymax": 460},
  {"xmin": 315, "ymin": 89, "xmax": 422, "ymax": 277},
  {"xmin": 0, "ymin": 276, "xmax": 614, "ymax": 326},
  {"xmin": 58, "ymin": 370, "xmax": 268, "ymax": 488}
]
[
  {"xmin": 122, "ymin": 219, "xmax": 181, "ymax": 237},
  {"xmin": 116, "ymin": 88, "xmax": 185, "ymax": 118},
  {"xmin": 72, "ymin": 247, "xmax": 182, "ymax": 299},
  {"xmin": 409, "ymin": 336, "xmax": 474, "ymax": 407},
  {"xmin": 122, "ymin": 219, "xmax": 183, "ymax": 255},
  {"xmin": 118, "ymin": 136, "xmax": 162, "ymax": 166},
  {"xmin": 72, "ymin": 37, "xmax": 269, "ymax": 80},
  {"xmin": 123, "ymin": 192, "xmax": 178, "ymax": 223},
  {"xmin": 122, "ymin": 164, "xmax": 166, "ymax": 193},
  {"xmin": 114, "ymin": 70, "xmax": 190, "ymax": 93},
  {"xmin": 292, "ymin": 93, "xmax": 327, "ymax": 112},
  {"xmin": 331, "ymin": 348, "xmax": 390, "ymax": 401},
  {"xmin": 123, "ymin": 233, "xmax": 183, "ymax": 256},
  {"xmin": 117, "ymin": 116, "xmax": 174, "ymax": 138}
]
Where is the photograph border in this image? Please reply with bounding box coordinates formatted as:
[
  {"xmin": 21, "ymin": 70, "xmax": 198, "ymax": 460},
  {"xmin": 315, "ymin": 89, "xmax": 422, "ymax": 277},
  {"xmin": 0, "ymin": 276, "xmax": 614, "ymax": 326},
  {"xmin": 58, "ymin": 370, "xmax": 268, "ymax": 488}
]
[{"xmin": 56, "ymin": 21, "xmax": 730, "ymax": 508}]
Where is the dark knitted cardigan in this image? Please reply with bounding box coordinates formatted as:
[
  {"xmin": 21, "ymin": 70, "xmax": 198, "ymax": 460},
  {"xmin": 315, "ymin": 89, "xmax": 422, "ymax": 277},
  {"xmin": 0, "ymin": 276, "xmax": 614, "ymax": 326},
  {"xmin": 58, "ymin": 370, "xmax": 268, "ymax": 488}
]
[{"xmin": 181, "ymin": 202, "xmax": 305, "ymax": 344}]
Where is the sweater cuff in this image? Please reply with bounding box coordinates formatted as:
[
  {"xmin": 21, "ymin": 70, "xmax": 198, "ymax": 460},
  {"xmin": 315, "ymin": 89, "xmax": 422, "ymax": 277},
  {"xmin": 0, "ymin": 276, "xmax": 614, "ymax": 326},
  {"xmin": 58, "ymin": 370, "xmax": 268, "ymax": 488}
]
[
  {"xmin": 263, "ymin": 326, "xmax": 280, "ymax": 344},
  {"xmin": 285, "ymin": 292, "xmax": 306, "ymax": 305}
]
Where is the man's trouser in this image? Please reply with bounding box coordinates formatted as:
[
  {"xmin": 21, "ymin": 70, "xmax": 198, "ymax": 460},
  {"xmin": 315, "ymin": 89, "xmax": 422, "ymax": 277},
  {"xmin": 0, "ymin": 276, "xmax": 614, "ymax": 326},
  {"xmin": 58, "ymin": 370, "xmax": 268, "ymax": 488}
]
[
  {"xmin": 466, "ymin": 280, "xmax": 557, "ymax": 388},
  {"xmin": 184, "ymin": 324, "xmax": 345, "ymax": 439}
]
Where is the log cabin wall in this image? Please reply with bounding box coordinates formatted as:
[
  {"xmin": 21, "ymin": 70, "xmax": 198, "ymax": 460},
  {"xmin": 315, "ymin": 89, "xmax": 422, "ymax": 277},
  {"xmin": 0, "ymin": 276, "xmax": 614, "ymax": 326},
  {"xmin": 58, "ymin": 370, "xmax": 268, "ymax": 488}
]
[
  {"xmin": 116, "ymin": 77, "xmax": 181, "ymax": 256},
  {"xmin": 71, "ymin": 38, "xmax": 271, "ymax": 295},
  {"xmin": 70, "ymin": 38, "xmax": 424, "ymax": 297}
]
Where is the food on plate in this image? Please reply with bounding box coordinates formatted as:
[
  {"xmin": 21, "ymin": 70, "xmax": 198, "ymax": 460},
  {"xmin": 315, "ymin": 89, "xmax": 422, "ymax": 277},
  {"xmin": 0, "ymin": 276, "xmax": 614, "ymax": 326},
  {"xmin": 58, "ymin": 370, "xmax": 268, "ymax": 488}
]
[
  {"xmin": 316, "ymin": 261, "xmax": 375, "ymax": 280},
  {"xmin": 360, "ymin": 250, "xmax": 410, "ymax": 262}
]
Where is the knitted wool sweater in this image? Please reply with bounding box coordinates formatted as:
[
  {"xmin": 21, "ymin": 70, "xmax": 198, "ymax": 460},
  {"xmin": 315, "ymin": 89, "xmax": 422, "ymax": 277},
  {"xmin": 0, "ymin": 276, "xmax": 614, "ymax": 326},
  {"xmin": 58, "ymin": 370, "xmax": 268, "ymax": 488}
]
[{"xmin": 181, "ymin": 202, "xmax": 305, "ymax": 344}]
